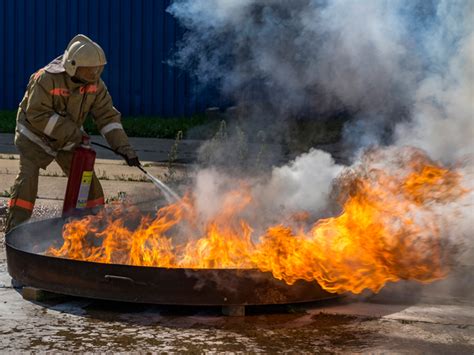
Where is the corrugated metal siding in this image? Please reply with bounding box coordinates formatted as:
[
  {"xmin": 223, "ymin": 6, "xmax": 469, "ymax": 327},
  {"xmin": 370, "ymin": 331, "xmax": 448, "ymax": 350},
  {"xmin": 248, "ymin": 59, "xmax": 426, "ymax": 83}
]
[{"xmin": 0, "ymin": 0, "xmax": 213, "ymax": 116}]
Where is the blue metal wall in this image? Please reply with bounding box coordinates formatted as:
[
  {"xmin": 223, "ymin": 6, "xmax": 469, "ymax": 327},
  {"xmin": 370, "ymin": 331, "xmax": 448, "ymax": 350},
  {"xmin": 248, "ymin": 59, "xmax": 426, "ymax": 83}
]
[{"xmin": 0, "ymin": 0, "xmax": 213, "ymax": 116}]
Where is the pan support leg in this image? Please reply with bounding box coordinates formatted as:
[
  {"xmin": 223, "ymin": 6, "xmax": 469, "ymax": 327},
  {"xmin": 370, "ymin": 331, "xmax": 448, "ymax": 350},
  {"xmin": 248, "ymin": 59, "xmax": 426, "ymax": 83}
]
[
  {"xmin": 11, "ymin": 278, "xmax": 24, "ymax": 288},
  {"xmin": 22, "ymin": 287, "xmax": 65, "ymax": 302}
]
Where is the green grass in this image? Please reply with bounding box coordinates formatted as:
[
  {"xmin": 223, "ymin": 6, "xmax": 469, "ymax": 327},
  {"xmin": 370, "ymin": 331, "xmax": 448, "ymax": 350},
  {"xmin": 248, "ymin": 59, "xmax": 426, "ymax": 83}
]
[
  {"xmin": 84, "ymin": 113, "xmax": 210, "ymax": 139},
  {"xmin": 0, "ymin": 110, "xmax": 347, "ymax": 147},
  {"xmin": 0, "ymin": 110, "xmax": 211, "ymax": 139},
  {"xmin": 0, "ymin": 111, "xmax": 16, "ymax": 133}
]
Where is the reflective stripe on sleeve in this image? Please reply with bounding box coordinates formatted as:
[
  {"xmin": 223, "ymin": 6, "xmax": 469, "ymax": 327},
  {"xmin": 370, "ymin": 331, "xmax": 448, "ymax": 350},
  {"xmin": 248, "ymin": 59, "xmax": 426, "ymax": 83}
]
[
  {"xmin": 100, "ymin": 122, "xmax": 123, "ymax": 136},
  {"xmin": 50, "ymin": 88, "xmax": 70, "ymax": 96},
  {"xmin": 43, "ymin": 113, "xmax": 60, "ymax": 136},
  {"xmin": 17, "ymin": 123, "xmax": 57, "ymax": 157}
]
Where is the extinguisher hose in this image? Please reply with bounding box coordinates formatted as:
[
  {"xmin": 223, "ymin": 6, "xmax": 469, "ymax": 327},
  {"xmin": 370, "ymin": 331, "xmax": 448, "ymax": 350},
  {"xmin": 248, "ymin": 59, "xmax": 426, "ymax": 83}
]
[
  {"xmin": 90, "ymin": 141, "xmax": 182, "ymax": 204},
  {"xmin": 90, "ymin": 141, "xmax": 149, "ymax": 175}
]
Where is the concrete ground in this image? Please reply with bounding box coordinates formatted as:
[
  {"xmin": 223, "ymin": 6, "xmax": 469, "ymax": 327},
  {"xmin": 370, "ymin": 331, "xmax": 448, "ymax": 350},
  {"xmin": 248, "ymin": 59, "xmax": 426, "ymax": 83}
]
[
  {"xmin": 0, "ymin": 133, "xmax": 203, "ymax": 163},
  {"xmin": 0, "ymin": 133, "xmax": 194, "ymax": 213},
  {"xmin": 0, "ymin": 134, "xmax": 473, "ymax": 353}
]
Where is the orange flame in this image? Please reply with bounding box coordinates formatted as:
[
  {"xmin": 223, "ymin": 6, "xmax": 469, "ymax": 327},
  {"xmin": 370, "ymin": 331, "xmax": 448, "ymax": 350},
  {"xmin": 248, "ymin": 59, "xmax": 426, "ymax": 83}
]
[{"xmin": 49, "ymin": 148, "xmax": 467, "ymax": 294}]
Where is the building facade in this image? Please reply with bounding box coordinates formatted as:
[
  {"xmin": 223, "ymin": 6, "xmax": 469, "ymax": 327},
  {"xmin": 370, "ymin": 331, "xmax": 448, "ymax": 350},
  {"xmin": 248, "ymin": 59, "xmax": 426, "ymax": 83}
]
[{"xmin": 0, "ymin": 0, "xmax": 216, "ymax": 117}]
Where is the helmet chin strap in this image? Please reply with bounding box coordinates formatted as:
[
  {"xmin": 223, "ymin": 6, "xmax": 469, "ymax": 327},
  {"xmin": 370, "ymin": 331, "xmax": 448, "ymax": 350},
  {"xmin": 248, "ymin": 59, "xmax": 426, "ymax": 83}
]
[
  {"xmin": 71, "ymin": 75, "xmax": 97, "ymax": 85},
  {"xmin": 71, "ymin": 76, "xmax": 87, "ymax": 84}
]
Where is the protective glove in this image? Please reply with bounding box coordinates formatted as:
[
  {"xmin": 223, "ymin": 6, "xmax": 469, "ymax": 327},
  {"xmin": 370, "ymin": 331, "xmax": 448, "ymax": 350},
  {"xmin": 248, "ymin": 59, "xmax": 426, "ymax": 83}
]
[
  {"xmin": 116, "ymin": 145, "xmax": 140, "ymax": 167},
  {"xmin": 125, "ymin": 156, "xmax": 141, "ymax": 167}
]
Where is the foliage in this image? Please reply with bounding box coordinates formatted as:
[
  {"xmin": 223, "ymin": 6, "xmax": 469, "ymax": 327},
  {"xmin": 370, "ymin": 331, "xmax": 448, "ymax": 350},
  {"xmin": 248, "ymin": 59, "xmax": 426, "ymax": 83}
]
[
  {"xmin": 164, "ymin": 130, "xmax": 183, "ymax": 183},
  {"xmin": 0, "ymin": 110, "xmax": 211, "ymax": 139},
  {"xmin": 0, "ymin": 111, "xmax": 16, "ymax": 133}
]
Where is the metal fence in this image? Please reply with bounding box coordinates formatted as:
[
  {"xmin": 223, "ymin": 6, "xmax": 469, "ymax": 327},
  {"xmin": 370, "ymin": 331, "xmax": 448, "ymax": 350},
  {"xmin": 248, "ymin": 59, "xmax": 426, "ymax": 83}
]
[{"xmin": 0, "ymin": 0, "xmax": 215, "ymax": 116}]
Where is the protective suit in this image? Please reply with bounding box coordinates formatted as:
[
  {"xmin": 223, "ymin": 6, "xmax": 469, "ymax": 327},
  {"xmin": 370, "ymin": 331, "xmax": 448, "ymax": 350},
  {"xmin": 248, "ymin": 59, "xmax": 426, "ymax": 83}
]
[{"xmin": 5, "ymin": 34, "xmax": 139, "ymax": 232}]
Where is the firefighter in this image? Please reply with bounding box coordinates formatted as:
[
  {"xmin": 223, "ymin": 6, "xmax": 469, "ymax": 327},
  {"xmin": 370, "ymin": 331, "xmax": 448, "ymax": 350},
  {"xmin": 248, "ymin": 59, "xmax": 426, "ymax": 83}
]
[{"xmin": 5, "ymin": 34, "xmax": 140, "ymax": 233}]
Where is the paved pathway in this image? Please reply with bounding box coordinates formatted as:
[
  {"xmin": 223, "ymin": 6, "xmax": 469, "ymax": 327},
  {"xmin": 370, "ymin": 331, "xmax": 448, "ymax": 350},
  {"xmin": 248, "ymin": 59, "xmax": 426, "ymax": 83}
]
[{"xmin": 0, "ymin": 133, "xmax": 203, "ymax": 163}]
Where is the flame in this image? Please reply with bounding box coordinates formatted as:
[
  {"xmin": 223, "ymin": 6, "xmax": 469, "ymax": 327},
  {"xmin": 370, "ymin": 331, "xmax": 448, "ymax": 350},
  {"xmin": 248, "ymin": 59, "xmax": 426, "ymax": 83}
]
[{"xmin": 49, "ymin": 147, "xmax": 467, "ymax": 294}]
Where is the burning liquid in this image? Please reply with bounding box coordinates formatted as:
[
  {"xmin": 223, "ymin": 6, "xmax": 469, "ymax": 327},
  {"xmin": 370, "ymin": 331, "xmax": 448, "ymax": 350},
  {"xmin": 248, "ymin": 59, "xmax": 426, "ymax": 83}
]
[{"xmin": 49, "ymin": 148, "xmax": 467, "ymax": 294}]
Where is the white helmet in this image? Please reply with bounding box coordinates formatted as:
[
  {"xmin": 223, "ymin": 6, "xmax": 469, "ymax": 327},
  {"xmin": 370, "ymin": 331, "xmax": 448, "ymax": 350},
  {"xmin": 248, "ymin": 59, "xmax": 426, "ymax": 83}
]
[{"xmin": 62, "ymin": 34, "xmax": 107, "ymax": 77}]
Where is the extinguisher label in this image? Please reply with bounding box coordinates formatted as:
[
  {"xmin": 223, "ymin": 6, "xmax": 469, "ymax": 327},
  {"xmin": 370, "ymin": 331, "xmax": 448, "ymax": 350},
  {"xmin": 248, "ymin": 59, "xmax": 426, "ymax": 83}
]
[{"xmin": 76, "ymin": 171, "xmax": 93, "ymax": 208}]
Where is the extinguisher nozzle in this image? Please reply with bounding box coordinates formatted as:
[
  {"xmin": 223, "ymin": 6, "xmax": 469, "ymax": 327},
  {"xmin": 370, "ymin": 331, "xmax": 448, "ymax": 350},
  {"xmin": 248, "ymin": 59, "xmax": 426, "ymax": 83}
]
[{"xmin": 137, "ymin": 165, "xmax": 148, "ymax": 175}]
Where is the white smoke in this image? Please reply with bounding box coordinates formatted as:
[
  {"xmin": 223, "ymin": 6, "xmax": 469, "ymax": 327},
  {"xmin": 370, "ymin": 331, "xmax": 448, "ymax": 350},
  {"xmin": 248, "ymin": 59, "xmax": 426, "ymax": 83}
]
[
  {"xmin": 170, "ymin": 0, "xmax": 474, "ymax": 280},
  {"xmin": 395, "ymin": 26, "xmax": 474, "ymax": 162},
  {"xmin": 193, "ymin": 167, "xmax": 242, "ymax": 222},
  {"xmin": 169, "ymin": 0, "xmax": 419, "ymax": 123},
  {"xmin": 169, "ymin": 1, "xmax": 473, "ymax": 168},
  {"xmin": 192, "ymin": 149, "xmax": 342, "ymax": 229},
  {"xmin": 258, "ymin": 149, "xmax": 343, "ymax": 215}
]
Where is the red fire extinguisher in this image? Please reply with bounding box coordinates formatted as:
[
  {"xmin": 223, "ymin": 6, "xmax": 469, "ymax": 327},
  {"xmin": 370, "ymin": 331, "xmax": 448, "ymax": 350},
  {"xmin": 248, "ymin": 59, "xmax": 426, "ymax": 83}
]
[{"xmin": 62, "ymin": 135, "xmax": 97, "ymax": 216}]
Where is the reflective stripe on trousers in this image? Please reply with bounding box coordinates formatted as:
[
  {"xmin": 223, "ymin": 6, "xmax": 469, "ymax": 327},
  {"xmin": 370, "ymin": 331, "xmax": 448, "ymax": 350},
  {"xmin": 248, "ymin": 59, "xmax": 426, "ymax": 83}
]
[
  {"xmin": 9, "ymin": 198, "xmax": 34, "ymax": 211},
  {"xmin": 17, "ymin": 123, "xmax": 57, "ymax": 157},
  {"xmin": 86, "ymin": 197, "xmax": 105, "ymax": 208},
  {"xmin": 17, "ymin": 123, "xmax": 76, "ymax": 154}
]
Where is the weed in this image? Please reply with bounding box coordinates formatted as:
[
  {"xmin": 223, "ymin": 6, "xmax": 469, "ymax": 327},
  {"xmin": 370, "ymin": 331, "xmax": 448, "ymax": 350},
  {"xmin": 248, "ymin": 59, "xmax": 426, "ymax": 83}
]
[
  {"xmin": 0, "ymin": 190, "xmax": 11, "ymax": 198},
  {"xmin": 97, "ymin": 169, "xmax": 110, "ymax": 180},
  {"xmin": 0, "ymin": 154, "xmax": 18, "ymax": 160},
  {"xmin": 235, "ymin": 125, "xmax": 248, "ymax": 163},
  {"xmin": 113, "ymin": 174, "xmax": 149, "ymax": 182},
  {"xmin": 198, "ymin": 120, "xmax": 228, "ymax": 166},
  {"xmin": 216, "ymin": 120, "xmax": 228, "ymax": 140},
  {"xmin": 105, "ymin": 191, "xmax": 127, "ymax": 204},
  {"xmin": 164, "ymin": 130, "xmax": 183, "ymax": 183},
  {"xmin": 40, "ymin": 171, "xmax": 66, "ymax": 178},
  {"xmin": 254, "ymin": 130, "xmax": 267, "ymax": 170}
]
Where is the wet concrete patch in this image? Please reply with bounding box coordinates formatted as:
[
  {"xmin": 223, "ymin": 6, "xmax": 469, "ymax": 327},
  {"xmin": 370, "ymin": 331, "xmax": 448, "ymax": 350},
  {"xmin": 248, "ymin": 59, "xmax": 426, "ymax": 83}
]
[
  {"xmin": 4, "ymin": 289, "xmax": 471, "ymax": 353},
  {"xmin": 1, "ymin": 296, "xmax": 378, "ymax": 352},
  {"xmin": 1, "ymin": 212, "xmax": 473, "ymax": 352}
]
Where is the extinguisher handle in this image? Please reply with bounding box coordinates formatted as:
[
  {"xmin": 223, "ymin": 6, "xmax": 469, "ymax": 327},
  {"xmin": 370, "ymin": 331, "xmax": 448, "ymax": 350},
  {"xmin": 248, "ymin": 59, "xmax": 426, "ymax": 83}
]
[{"xmin": 81, "ymin": 134, "xmax": 91, "ymax": 146}]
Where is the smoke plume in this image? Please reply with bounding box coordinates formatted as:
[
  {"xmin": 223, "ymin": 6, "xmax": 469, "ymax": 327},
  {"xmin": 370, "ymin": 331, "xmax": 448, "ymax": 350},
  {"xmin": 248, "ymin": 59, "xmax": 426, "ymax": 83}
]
[
  {"xmin": 168, "ymin": 0, "xmax": 473, "ymax": 292},
  {"xmin": 395, "ymin": 4, "xmax": 474, "ymax": 162},
  {"xmin": 169, "ymin": 0, "xmax": 472, "ymax": 198}
]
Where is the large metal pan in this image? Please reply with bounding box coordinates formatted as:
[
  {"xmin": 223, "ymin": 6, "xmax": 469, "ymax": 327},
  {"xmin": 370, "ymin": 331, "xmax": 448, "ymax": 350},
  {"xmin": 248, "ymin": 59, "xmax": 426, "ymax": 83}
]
[{"xmin": 5, "ymin": 217, "xmax": 336, "ymax": 306}]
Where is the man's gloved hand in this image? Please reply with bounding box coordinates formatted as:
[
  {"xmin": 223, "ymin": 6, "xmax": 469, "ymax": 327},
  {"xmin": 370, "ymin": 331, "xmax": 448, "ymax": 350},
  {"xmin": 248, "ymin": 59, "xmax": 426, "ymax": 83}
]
[
  {"xmin": 126, "ymin": 156, "xmax": 141, "ymax": 167},
  {"xmin": 116, "ymin": 145, "xmax": 140, "ymax": 167}
]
